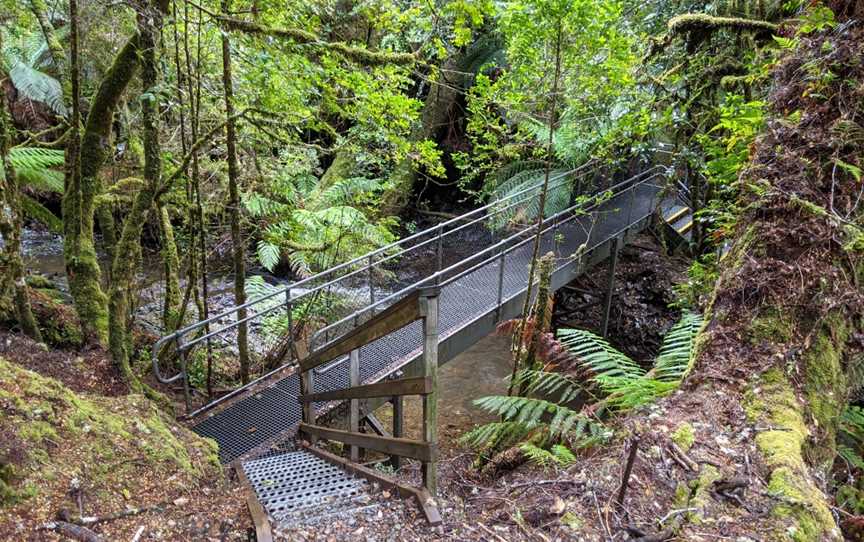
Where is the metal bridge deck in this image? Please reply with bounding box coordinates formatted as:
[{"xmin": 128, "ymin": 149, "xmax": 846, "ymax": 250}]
[{"xmin": 192, "ymin": 181, "xmax": 672, "ymax": 463}]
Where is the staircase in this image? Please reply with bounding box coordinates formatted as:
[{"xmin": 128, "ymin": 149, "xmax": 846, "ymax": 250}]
[
  {"xmin": 661, "ymin": 200, "xmax": 694, "ymax": 242},
  {"xmin": 242, "ymin": 450, "xmax": 376, "ymax": 525}
]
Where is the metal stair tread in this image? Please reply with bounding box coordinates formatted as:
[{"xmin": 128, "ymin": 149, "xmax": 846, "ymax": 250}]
[{"xmin": 243, "ymin": 450, "xmax": 372, "ymax": 522}]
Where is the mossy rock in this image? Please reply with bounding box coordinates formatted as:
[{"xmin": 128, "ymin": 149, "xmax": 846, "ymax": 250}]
[
  {"xmin": 0, "ymin": 356, "xmax": 221, "ymax": 510},
  {"xmin": 745, "ymin": 368, "xmax": 840, "ymax": 541},
  {"xmin": 28, "ymin": 288, "xmax": 83, "ymax": 348}
]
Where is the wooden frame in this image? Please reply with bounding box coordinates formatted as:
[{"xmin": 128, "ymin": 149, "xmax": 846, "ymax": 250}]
[
  {"xmin": 296, "ymin": 286, "xmax": 441, "ymax": 523},
  {"xmin": 299, "ymin": 423, "xmax": 436, "ymax": 462},
  {"xmin": 299, "ymin": 376, "xmax": 432, "ymax": 403}
]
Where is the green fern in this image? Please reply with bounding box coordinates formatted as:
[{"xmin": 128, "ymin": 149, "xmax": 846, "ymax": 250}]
[
  {"xmin": 654, "ymin": 311, "xmax": 703, "ymax": 381},
  {"xmin": 2, "ymin": 32, "xmax": 66, "ymax": 117},
  {"xmin": 246, "ymin": 172, "xmax": 394, "ymax": 275},
  {"xmin": 6, "ymin": 147, "xmax": 64, "ymax": 230},
  {"xmin": 557, "ymin": 328, "xmax": 645, "ymax": 381},
  {"xmin": 462, "ymin": 312, "xmax": 703, "ymax": 467},
  {"xmin": 10, "ymin": 147, "xmax": 65, "ymax": 193},
  {"xmin": 519, "ymin": 442, "xmax": 577, "ymax": 468}
]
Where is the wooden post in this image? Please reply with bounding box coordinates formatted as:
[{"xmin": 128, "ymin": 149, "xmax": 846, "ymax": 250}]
[
  {"xmin": 349, "ymin": 348, "xmax": 360, "ymax": 462},
  {"xmin": 601, "ymin": 236, "xmax": 622, "ymax": 338},
  {"xmin": 301, "ymin": 369, "xmax": 317, "ymax": 445},
  {"xmin": 418, "ymin": 287, "xmax": 439, "ymax": 496},
  {"xmin": 389, "ymin": 395, "xmax": 403, "ymax": 469}
]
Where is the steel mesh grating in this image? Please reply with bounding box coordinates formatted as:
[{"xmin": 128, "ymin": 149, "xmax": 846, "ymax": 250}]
[{"xmin": 243, "ymin": 450, "xmax": 370, "ymax": 521}]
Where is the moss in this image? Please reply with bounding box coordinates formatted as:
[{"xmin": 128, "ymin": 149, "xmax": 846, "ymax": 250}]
[
  {"xmin": 667, "ymin": 13, "xmax": 778, "ymax": 36},
  {"xmin": 802, "ymin": 318, "xmax": 848, "ymax": 469},
  {"xmin": 671, "ymin": 422, "xmax": 696, "ymax": 452},
  {"xmin": 745, "ymin": 368, "xmax": 839, "ymax": 540},
  {"xmin": 671, "ymin": 464, "xmax": 721, "ymax": 524},
  {"xmin": 0, "ymin": 356, "xmax": 222, "ymax": 506},
  {"xmin": 747, "ymin": 307, "xmax": 795, "ymax": 345}
]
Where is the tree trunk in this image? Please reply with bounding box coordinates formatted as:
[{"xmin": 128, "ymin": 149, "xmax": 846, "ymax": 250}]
[
  {"xmin": 157, "ymin": 203, "xmax": 182, "ymax": 330},
  {"xmin": 380, "ymin": 53, "xmax": 466, "ymax": 216},
  {"xmin": 221, "ymin": 0, "xmax": 250, "ymax": 384},
  {"xmin": 0, "ymin": 72, "xmax": 42, "ymax": 342},
  {"xmin": 108, "ymin": 2, "xmax": 164, "ymax": 387}
]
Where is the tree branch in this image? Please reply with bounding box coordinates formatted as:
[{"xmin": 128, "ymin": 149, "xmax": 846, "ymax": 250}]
[{"xmin": 185, "ymin": 1, "xmax": 417, "ymax": 66}]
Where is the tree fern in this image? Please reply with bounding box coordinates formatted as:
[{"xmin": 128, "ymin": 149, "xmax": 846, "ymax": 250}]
[{"xmin": 2, "ymin": 32, "xmax": 66, "ymax": 117}]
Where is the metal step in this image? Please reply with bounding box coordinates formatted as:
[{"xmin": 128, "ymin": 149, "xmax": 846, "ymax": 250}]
[{"xmin": 242, "ymin": 450, "xmax": 375, "ymax": 525}]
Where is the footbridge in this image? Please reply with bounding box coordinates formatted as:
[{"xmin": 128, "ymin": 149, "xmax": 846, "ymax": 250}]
[{"xmin": 152, "ymin": 164, "xmax": 691, "ymax": 535}]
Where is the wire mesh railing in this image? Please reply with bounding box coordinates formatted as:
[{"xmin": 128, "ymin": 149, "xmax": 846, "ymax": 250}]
[{"xmin": 153, "ymin": 163, "xmax": 673, "ymax": 414}]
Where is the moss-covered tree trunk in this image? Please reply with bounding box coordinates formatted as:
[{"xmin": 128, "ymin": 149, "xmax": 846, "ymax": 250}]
[
  {"xmin": 221, "ymin": 0, "xmax": 250, "ymax": 384},
  {"xmin": 0, "ymin": 74, "xmax": 42, "ymax": 342},
  {"xmin": 108, "ymin": 2, "xmax": 167, "ymax": 387},
  {"xmin": 157, "ymin": 203, "xmax": 182, "ymax": 330}
]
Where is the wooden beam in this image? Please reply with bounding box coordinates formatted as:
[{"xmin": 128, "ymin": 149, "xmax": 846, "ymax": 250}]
[
  {"xmin": 299, "ymin": 423, "xmax": 435, "ymax": 462},
  {"xmin": 300, "ymin": 443, "xmax": 442, "ymax": 525},
  {"xmin": 300, "ymin": 290, "xmax": 421, "ymax": 372},
  {"xmin": 420, "ymin": 291, "xmax": 439, "ymax": 497},
  {"xmin": 390, "ymin": 396, "xmax": 404, "ymax": 469},
  {"xmin": 364, "ymin": 413, "xmax": 390, "ymax": 437},
  {"xmin": 349, "ymin": 349, "xmax": 360, "ymax": 462},
  {"xmin": 299, "ymin": 376, "xmax": 432, "ymax": 403},
  {"xmin": 235, "ymin": 463, "xmax": 273, "ymax": 542}
]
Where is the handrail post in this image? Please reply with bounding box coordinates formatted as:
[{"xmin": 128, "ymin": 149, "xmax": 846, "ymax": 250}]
[
  {"xmin": 418, "ymin": 286, "xmax": 439, "ymax": 497},
  {"xmin": 301, "ymin": 369, "xmax": 317, "ymax": 445},
  {"xmin": 390, "ymin": 395, "xmax": 403, "ymax": 469},
  {"xmin": 495, "ymin": 252, "xmax": 506, "ymax": 322},
  {"xmin": 368, "ymin": 255, "xmax": 376, "ymax": 316},
  {"xmin": 349, "ymin": 348, "xmax": 360, "ymax": 461},
  {"xmin": 435, "ymin": 224, "xmax": 444, "ymax": 284},
  {"xmin": 285, "ymin": 287, "xmax": 293, "ymax": 359}
]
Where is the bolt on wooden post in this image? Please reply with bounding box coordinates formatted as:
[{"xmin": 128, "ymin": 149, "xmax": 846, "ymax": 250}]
[{"xmin": 418, "ymin": 287, "xmax": 439, "ymax": 497}]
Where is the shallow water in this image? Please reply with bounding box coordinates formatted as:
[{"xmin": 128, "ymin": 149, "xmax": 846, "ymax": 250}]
[{"xmin": 373, "ymin": 333, "xmax": 513, "ymax": 450}]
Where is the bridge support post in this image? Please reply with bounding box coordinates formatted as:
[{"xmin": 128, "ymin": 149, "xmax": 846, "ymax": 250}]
[
  {"xmin": 601, "ymin": 236, "xmax": 623, "ymax": 338},
  {"xmin": 419, "ymin": 287, "xmax": 439, "ymax": 497},
  {"xmin": 389, "ymin": 395, "xmax": 403, "ymax": 469},
  {"xmin": 301, "ymin": 370, "xmax": 317, "ymax": 445},
  {"xmin": 349, "ymin": 348, "xmax": 360, "ymax": 462}
]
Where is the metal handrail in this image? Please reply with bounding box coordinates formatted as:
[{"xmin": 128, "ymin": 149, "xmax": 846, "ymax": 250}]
[
  {"xmin": 308, "ymin": 167, "xmax": 669, "ymax": 346},
  {"xmin": 153, "ymin": 160, "xmax": 672, "ymax": 410}
]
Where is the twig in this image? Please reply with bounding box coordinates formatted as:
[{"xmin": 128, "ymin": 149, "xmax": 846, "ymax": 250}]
[
  {"xmin": 591, "ymin": 489, "xmax": 611, "ymax": 539},
  {"xmin": 658, "ymin": 507, "xmax": 697, "ymax": 524},
  {"xmin": 131, "ymin": 526, "xmax": 145, "ymax": 542},
  {"xmin": 475, "ymin": 521, "xmax": 509, "ymax": 542},
  {"xmin": 616, "ymin": 435, "xmax": 640, "ymax": 508},
  {"xmin": 39, "ymin": 521, "xmax": 103, "ymax": 542}
]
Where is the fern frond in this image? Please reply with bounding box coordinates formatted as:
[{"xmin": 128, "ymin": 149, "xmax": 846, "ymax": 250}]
[
  {"xmin": 653, "ymin": 311, "xmax": 703, "ymax": 381},
  {"xmin": 512, "ymin": 369, "xmax": 584, "ymax": 404},
  {"xmin": 557, "ymin": 328, "xmax": 645, "ymax": 381},
  {"xmin": 519, "ymin": 442, "xmax": 577, "ymax": 468},
  {"xmin": 460, "ymin": 421, "xmax": 538, "ymax": 453},
  {"xmin": 8, "ymin": 61, "xmax": 67, "ymax": 116},
  {"xmin": 20, "ymin": 193, "xmax": 62, "ymax": 232}
]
